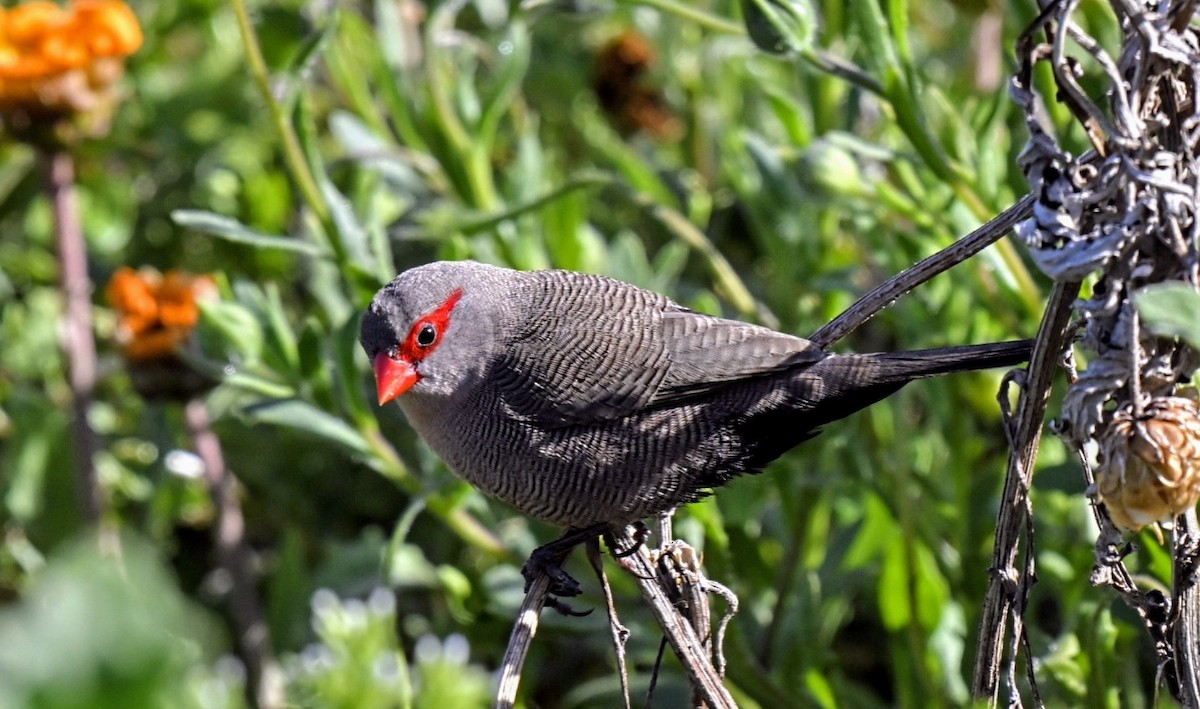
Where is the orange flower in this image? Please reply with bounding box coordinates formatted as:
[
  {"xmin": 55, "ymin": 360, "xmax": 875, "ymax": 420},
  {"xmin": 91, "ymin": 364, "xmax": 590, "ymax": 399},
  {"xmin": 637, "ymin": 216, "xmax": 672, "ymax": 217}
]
[
  {"xmin": 0, "ymin": 0, "xmax": 141, "ymax": 123},
  {"xmin": 106, "ymin": 267, "xmax": 216, "ymax": 363}
]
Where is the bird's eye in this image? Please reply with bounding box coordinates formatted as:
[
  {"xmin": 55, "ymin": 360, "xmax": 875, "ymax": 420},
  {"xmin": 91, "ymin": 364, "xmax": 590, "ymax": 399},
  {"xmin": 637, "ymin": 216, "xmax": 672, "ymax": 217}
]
[{"xmin": 416, "ymin": 323, "xmax": 437, "ymax": 348}]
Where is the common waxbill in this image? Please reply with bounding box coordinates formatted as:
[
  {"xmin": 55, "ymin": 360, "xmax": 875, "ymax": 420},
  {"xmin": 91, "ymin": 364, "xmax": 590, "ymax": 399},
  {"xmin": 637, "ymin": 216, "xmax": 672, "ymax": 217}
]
[
  {"xmin": 357, "ymin": 260, "xmax": 1032, "ymax": 592},
  {"xmin": 360, "ymin": 261, "xmax": 1030, "ymax": 587}
]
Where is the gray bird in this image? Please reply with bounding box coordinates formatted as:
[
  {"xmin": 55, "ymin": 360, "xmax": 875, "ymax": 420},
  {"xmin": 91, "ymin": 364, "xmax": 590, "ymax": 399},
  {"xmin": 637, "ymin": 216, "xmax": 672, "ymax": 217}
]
[{"xmin": 360, "ymin": 260, "xmax": 1030, "ymax": 593}]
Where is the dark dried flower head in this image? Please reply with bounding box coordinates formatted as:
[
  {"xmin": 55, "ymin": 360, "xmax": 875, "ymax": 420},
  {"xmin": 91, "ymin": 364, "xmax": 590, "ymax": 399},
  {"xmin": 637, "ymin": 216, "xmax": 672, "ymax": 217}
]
[{"xmin": 592, "ymin": 31, "xmax": 682, "ymax": 140}]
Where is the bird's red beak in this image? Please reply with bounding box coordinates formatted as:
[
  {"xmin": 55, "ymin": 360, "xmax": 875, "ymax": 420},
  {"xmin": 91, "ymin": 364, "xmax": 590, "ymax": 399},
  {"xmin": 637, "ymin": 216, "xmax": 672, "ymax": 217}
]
[{"xmin": 373, "ymin": 351, "xmax": 418, "ymax": 405}]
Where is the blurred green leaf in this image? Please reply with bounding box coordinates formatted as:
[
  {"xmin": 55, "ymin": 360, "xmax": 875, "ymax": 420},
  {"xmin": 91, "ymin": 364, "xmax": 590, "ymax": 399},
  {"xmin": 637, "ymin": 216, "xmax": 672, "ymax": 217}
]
[
  {"xmin": 475, "ymin": 22, "xmax": 530, "ymax": 147},
  {"xmin": 287, "ymin": 16, "xmax": 333, "ymax": 79},
  {"xmin": 290, "ymin": 588, "xmax": 414, "ymax": 709},
  {"xmin": 198, "ymin": 298, "xmax": 265, "ymax": 364},
  {"xmin": 329, "ymin": 111, "xmax": 424, "ymax": 193},
  {"xmin": 0, "ymin": 535, "xmax": 224, "ymax": 709},
  {"xmin": 319, "ymin": 178, "xmax": 379, "ymax": 281},
  {"xmin": 333, "ymin": 312, "xmax": 373, "ymax": 423},
  {"xmin": 263, "ymin": 283, "xmax": 301, "ymax": 373},
  {"xmin": 1135, "ymin": 282, "xmax": 1200, "ymax": 350},
  {"xmin": 849, "ymin": 0, "xmax": 897, "ymax": 75},
  {"xmin": 173, "ymin": 210, "xmax": 330, "ymax": 257},
  {"xmin": 245, "ymin": 398, "xmax": 374, "ymax": 460},
  {"xmin": 1041, "ymin": 632, "xmax": 1088, "ymax": 699}
]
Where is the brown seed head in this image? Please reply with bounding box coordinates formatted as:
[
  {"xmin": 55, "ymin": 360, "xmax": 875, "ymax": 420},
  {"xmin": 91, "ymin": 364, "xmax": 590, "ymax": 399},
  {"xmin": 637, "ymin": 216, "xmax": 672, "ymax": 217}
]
[{"xmin": 1095, "ymin": 396, "xmax": 1200, "ymax": 532}]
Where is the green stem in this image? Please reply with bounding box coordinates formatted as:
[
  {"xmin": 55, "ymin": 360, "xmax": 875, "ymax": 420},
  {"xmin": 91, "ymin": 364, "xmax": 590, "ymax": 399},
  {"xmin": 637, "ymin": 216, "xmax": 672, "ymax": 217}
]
[
  {"xmin": 799, "ymin": 47, "xmax": 885, "ymax": 96},
  {"xmin": 440, "ymin": 172, "xmax": 609, "ymax": 237},
  {"xmin": 632, "ymin": 0, "xmax": 884, "ymax": 98},
  {"xmin": 626, "ymin": 189, "xmax": 764, "ymax": 320},
  {"xmin": 231, "ymin": 0, "xmax": 329, "ymax": 224},
  {"xmin": 630, "ymin": 0, "xmax": 746, "ymax": 34}
]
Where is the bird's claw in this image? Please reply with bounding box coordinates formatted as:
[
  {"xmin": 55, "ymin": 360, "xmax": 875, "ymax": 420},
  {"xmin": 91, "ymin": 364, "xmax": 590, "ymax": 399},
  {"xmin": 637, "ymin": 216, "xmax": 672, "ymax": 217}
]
[
  {"xmin": 522, "ymin": 547, "xmax": 583, "ymax": 597},
  {"xmin": 520, "ymin": 523, "xmax": 611, "ymax": 597},
  {"xmin": 609, "ymin": 521, "xmax": 649, "ymax": 558},
  {"xmin": 546, "ymin": 597, "xmax": 593, "ymax": 617}
]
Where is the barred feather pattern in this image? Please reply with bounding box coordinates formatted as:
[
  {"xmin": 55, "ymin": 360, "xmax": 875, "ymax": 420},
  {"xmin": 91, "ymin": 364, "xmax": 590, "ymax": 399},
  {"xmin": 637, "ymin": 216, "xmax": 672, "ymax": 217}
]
[{"xmin": 362, "ymin": 261, "xmax": 1031, "ymax": 528}]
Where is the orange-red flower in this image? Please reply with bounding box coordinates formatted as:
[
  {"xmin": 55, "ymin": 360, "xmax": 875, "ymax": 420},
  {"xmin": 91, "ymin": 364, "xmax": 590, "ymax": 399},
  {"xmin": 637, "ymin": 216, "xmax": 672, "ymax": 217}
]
[
  {"xmin": 106, "ymin": 267, "xmax": 216, "ymax": 363},
  {"xmin": 0, "ymin": 0, "xmax": 141, "ymax": 121}
]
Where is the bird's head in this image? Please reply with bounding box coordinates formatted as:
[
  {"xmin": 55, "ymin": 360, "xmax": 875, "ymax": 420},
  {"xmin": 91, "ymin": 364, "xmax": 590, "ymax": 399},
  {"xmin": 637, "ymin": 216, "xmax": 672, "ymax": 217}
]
[{"xmin": 360, "ymin": 261, "xmax": 509, "ymax": 406}]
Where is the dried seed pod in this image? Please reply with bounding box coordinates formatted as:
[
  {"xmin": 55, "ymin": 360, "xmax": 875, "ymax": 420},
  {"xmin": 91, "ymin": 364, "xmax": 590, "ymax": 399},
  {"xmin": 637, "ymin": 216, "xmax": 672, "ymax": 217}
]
[{"xmin": 1095, "ymin": 396, "xmax": 1200, "ymax": 532}]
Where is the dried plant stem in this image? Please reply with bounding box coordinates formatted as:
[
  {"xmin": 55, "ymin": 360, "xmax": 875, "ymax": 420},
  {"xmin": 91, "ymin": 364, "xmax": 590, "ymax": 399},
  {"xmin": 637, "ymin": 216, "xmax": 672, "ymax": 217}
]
[
  {"xmin": 587, "ymin": 539, "xmax": 632, "ymax": 709},
  {"xmin": 47, "ymin": 149, "xmax": 102, "ymax": 524},
  {"xmin": 610, "ymin": 527, "xmax": 736, "ymax": 709},
  {"xmin": 495, "ymin": 573, "xmax": 550, "ymax": 709},
  {"xmin": 811, "ymin": 194, "xmax": 1035, "ymax": 348},
  {"xmin": 1172, "ymin": 511, "xmax": 1200, "ymax": 706},
  {"xmin": 972, "ymin": 279, "xmax": 1080, "ymax": 704},
  {"xmin": 185, "ymin": 399, "xmax": 285, "ymax": 709},
  {"xmin": 496, "ymin": 528, "xmax": 735, "ymax": 708}
]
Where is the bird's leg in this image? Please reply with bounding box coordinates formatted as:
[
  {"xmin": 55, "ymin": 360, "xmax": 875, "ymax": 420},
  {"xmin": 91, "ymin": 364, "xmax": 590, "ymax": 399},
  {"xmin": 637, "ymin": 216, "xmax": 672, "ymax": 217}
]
[{"xmin": 522, "ymin": 523, "xmax": 610, "ymax": 597}]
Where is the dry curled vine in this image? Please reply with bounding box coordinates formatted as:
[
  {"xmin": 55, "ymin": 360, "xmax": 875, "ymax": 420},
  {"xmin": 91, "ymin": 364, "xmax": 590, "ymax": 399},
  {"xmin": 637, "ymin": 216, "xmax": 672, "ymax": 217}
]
[{"xmin": 976, "ymin": 1, "xmax": 1200, "ymax": 704}]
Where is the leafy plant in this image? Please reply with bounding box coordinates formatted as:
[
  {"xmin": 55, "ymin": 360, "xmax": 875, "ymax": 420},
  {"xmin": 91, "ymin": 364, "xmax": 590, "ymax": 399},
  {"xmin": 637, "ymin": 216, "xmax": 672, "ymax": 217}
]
[{"xmin": 2, "ymin": 0, "xmax": 1175, "ymax": 706}]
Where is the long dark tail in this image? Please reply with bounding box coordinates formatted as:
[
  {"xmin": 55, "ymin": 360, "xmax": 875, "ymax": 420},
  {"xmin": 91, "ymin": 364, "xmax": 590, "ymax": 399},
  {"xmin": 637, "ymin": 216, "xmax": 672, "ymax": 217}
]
[
  {"xmin": 791, "ymin": 339, "xmax": 1032, "ymax": 435},
  {"xmin": 857, "ymin": 339, "xmax": 1034, "ymax": 384},
  {"xmin": 739, "ymin": 339, "xmax": 1033, "ymax": 471}
]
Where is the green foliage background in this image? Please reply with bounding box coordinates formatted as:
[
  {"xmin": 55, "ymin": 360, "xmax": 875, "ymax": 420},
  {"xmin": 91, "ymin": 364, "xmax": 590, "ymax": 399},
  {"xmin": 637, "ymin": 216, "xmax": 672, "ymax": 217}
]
[{"xmin": 0, "ymin": 0, "xmax": 1175, "ymax": 706}]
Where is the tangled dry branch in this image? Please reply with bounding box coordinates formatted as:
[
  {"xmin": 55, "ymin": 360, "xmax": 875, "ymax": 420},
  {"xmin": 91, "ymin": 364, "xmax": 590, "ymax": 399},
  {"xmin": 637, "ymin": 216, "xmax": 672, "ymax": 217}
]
[{"xmin": 977, "ymin": 1, "xmax": 1200, "ymax": 705}]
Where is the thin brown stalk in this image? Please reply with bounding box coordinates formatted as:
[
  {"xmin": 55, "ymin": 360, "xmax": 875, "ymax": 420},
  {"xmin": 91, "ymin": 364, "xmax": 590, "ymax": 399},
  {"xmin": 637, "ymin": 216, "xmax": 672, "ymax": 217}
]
[
  {"xmin": 47, "ymin": 149, "xmax": 102, "ymax": 524},
  {"xmin": 972, "ymin": 279, "xmax": 1079, "ymax": 704},
  {"xmin": 497, "ymin": 528, "xmax": 736, "ymax": 707},
  {"xmin": 587, "ymin": 539, "xmax": 631, "ymax": 709},
  {"xmin": 610, "ymin": 527, "xmax": 737, "ymax": 709},
  {"xmin": 810, "ymin": 194, "xmax": 1035, "ymax": 348},
  {"xmin": 185, "ymin": 399, "xmax": 285, "ymax": 709}
]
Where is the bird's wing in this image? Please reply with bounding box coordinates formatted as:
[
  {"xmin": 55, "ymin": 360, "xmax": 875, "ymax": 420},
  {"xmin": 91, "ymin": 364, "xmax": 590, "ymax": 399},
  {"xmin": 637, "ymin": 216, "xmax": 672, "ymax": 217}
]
[
  {"xmin": 648, "ymin": 308, "xmax": 825, "ymax": 405},
  {"xmin": 492, "ymin": 271, "xmax": 825, "ymax": 427},
  {"xmin": 493, "ymin": 271, "xmax": 673, "ymax": 426}
]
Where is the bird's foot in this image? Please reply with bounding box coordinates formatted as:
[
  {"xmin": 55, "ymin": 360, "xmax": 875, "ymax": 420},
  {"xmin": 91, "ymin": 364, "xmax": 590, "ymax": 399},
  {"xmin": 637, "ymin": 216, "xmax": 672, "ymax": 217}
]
[
  {"xmin": 521, "ymin": 523, "xmax": 611, "ymax": 598},
  {"xmin": 522, "ymin": 547, "xmax": 583, "ymax": 597},
  {"xmin": 545, "ymin": 597, "xmax": 593, "ymax": 617}
]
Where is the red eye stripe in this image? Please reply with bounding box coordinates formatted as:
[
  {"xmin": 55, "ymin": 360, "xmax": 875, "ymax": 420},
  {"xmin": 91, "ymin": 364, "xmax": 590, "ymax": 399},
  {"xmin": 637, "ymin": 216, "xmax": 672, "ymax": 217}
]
[{"xmin": 398, "ymin": 289, "xmax": 463, "ymax": 363}]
